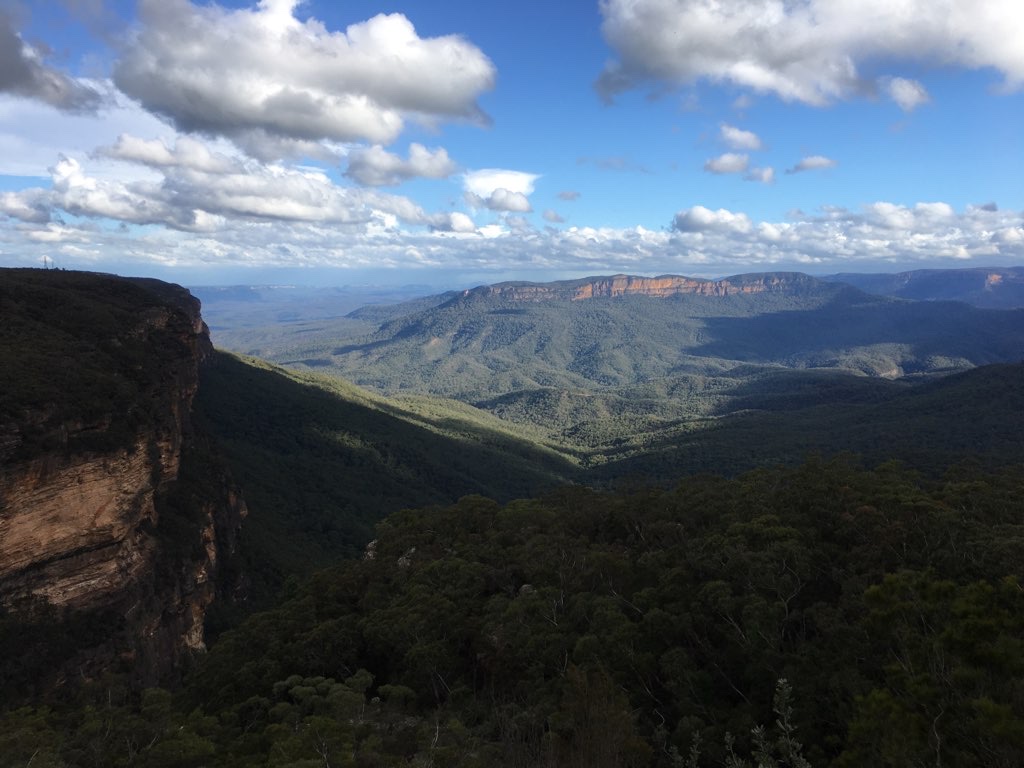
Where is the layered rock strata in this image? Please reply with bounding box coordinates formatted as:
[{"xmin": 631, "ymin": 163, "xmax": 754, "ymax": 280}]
[
  {"xmin": 0, "ymin": 270, "xmax": 245, "ymax": 687},
  {"xmin": 460, "ymin": 272, "xmax": 820, "ymax": 302}
]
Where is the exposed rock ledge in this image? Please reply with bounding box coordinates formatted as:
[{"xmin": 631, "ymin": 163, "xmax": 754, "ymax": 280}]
[
  {"xmin": 1, "ymin": 436, "xmax": 174, "ymax": 610},
  {"xmin": 460, "ymin": 272, "xmax": 823, "ymax": 302},
  {"xmin": 0, "ymin": 270, "xmax": 245, "ymax": 689}
]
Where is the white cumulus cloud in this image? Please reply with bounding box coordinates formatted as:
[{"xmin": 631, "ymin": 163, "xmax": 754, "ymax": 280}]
[
  {"xmin": 884, "ymin": 77, "xmax": 931, "ymax": 112},
  {"xmin": 0, "ymin": 189, "xmax": 50, "ymax": 223},
  {"xmin": 346, "ymin": 143, "xmax": 458, "ymax": 186},
  {"xmin": 1, "ymin": 136, "xmax": 444, "ymax": 235},
  {"xmin": 4, "ymin": 195, "xmax": 1023, "ymax": 277},
  {"xmin": 721, "ymin": 124, "xmax": 763, "ymax": 151},
  {"xmin": 597, "ymin": 0, "xmax": 1024, "ymax": 106},
  {"xmin": 787, "ymin": 155, "xmax": 838, "ymax": 174},
  {"xmin": 463, "ymin": 169, "xmax": 539, "ymax": 198},
  {"xmin": 463, "ymin": 168, "xmax": 539, "ymax": 212},
  {"xmin": 672, "ymin": 205, "xmax": 752, "ymax": 233},
  {"xmin": 431, "ymin": 211, "xmax": 477, "ymax": 233},
  {"xmin": 97, "ymin": 134, "xmax": 238, "ymax": 174},
  {"xmin": 867, "ymin": 201, "xmax": 954, "ymax": 229},
  {"xmin": 112, "ymin": 0, "xmax": 496, "ymax": 155},
  {"xmin": 479, "ymin": 188, "xmax": 532, "ymax": 213},
  {"xmin": 704, "ymin": 153, "xmax": 749, "ymax": 174},
  {"xmin": 745, "ymin": 166, "xmax": 775, "ymax": 184}
]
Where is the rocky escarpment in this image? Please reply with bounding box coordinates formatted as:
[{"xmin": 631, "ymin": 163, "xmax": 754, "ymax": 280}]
[
  {"xmin": 461, "ymin": 272, "xmax": 823, "ymax": 302},
  {"xmin": 0, "ymin": 269, "xmax": 245, "ymax": 692}
]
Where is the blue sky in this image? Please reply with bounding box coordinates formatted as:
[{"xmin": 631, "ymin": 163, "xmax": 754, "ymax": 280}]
[{"xmin": 0, "ymin": 0, "xmax": 1022, "ymax": 287}]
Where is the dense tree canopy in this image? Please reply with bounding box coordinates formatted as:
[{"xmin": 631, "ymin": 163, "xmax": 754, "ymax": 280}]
[{"xmin": 6, "ymin": 460, "xmax": 1024, "ymax": 766}]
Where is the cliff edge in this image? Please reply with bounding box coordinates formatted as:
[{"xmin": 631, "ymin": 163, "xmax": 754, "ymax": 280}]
[
  {"xmin": 0, "ymin": 269, "xmax": 245, "ymax": 695},
  {"xmin": 458, "ymin": 272, "xmax": 826, "ymax": 302}
]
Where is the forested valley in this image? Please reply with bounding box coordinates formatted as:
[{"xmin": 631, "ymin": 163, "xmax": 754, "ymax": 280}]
[{"xmin": 3, "ymin": 268, "xmax": 1024, "ymax": 767}]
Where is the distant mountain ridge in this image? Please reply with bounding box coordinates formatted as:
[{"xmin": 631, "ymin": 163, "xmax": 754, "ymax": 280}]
[
  {"xmin": 347, "ymin": 271, "xmax": 846, "ymax": 328},
  {"xmin": 219, "ymin": 270, "xmax": 1023, "ymax": 463},
  {"xmin": 824, "ymin": 266, "xmax": 1024, "ymax": 308},
  {"xmin": 197, "ymin": 268, "xmax": 1024, "ymax": 475},
  {"xmin": 457, "ymin": 271, "xmax": 822, "ymax": 302}
]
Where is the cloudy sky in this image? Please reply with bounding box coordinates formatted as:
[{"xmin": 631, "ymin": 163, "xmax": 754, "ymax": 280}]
[{"xmin": 1, "ymin": 0, "xmax": 1022, "ymax": 286}]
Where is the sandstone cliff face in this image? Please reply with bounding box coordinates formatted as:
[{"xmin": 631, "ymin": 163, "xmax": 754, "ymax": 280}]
[
  {"xmin": 1, "ymin": 436, "xmax": 173, "ymax": 610},
  {"xmin": 0, "ymin": 271, "xmax": 245, "ymax": 688},
  {"xmin": 461, "ymin": 272, "xmax": 819, "ymax": 302}
]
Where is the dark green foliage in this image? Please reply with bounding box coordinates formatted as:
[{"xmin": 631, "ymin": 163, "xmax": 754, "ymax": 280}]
[
  {"xmin": 0, "ymin": 269, "xmax": 201, "ymax": 455},
  {"xmin": 198, "ymin": 459, "xmax": 1024, "ymax": 765},
  {"xmin": 195, "ymin": 351, "xmax": 578, "ymax": 604},
  {"xmin": 0, "ymin": 598, "xmax": 125, "ymax": 701},
  {"xmin": 596, "ymin": 363, "xmax": 1024, "ymax": 479},
  {"xmin": 838, "ymin": 573, "xmax": 1024, "ymax": 767},
  {"xmin": 8, "ymin": 460, "xmax": 1024, "ymax": 765}
]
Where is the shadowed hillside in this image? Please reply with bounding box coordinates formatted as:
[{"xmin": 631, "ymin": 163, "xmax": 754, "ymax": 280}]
[
  {"xmin": 195, "ymin": 351, "xmax": 579, "ymax": 605},
  {"xmin": 690, "ymin": 289, "xmax": 1024, "ymax": 375},
  {"xmin": 593, "ymin": 362, "xmax": 1024, "ymax": 480},
  {"xmin": 825, "ymin": 266, "xmax": 1024, "ymax": 308}
]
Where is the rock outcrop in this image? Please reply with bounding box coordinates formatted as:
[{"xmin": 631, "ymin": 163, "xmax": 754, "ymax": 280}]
[
  {"xmin": 0, "ymin": 269, "xmax": 245, "ymax": 691},
  {"xmin": 460, "ymin": 272, "xmax": 821, "ymax": 302}
]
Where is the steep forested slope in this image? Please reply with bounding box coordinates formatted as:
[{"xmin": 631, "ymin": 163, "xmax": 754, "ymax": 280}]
[
  {"xmin": 196, "ymin": 352, "xmax": 579, "ymax": 606},
  {"xmin": 593, "ymin": 362, "xmax": 1024, "ymax": 479}
]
